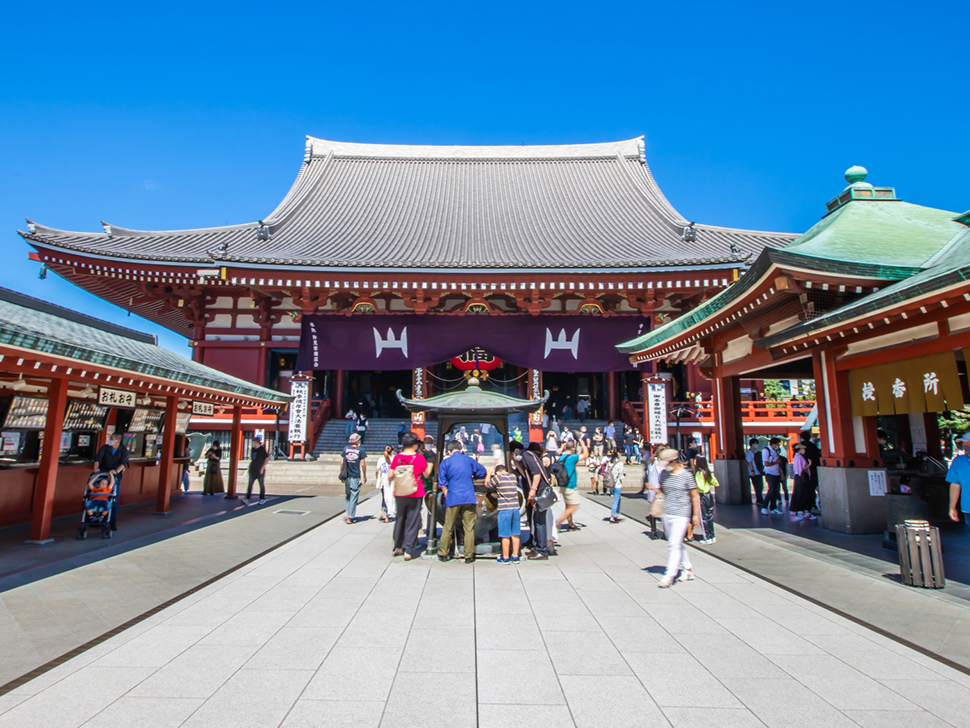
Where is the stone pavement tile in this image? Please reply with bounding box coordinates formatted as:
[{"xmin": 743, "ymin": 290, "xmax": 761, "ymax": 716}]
[
  {"xmin": 380, "ymin": 670, "xmax": 477, "ymax": 728},
  {"xmin": 577, "ymin": 588, "xmax": 647, "ymax": 617},
  {"xmin": 478, "ymin": 703, "xmax": 574, "ymax": 728},
  {"xmin": 301, "ymin": 646, "xmax": 402, "ymax": 702},
  {"xmin": 475, "ymin": 587, "xmax": 533, "ymax": 615},
  {"xmin": 646, "ymin": 603, "xmax": 729, "ymax": 635},
  {"xmin": 182, "ymin": 668, "xmax": 313, "ymax": 728},
  {"xmin": 127, "ymin": 644, "xmax": 259, "ymax": 699},
  {"xmin": 198, "ymin": 608, "xmax": 292, "ymax": 646},
  {"xmin": 159, "ymin": 597, "xmax": 244, "ymax": 627},
  {"xmin": 412, "ymin": 601, "xmax": 474, "ymax": 630},
  {"xmin": 280, "ymin": 699, "xmax": 385, "ymax": 728},
  {"xmin": 0, "ymin": 666, "xmax": 155, "ymax": 728},
  {"xmin": 720, "ymin": 677, "xmax": 859, "ymax": 728},
  {"xmin": 714, "ymin": 581, "xmax": 796, "ymax": 607},
  {"xmin": 841, "ymin": 709, "xmax": 953, "ymax": 727},
  {"xmin": 79, "ymin": 697, "xmax": 203, "ymax": 727},
  {"xmin": 244, "ymin": 626, "xmax": 342, "ymax": 670},
  {"xmin": 714, "ymin": 618, "xmax": 825, "ymax": 656},
  {"xmin": 879, "ymin": 678, "xmax": 970, "ymax": 728},
  {"xmin": 811, "ymin": 633, "xmax": 948, "ymax": 681},
  {"xmin": 399, "ymin": 628, "xmax": 476, "ymax": 673},
  {"xmin": 521, "ymin": 578, "xmax": 584, "ymax": 604},
  {"xmin": 277, "ymin": 566, "xmax": 341, "ymax": 589},
  {"xmin": 287, "ymin": 597, "xmax": 362, "ymax": 630},
  {"xmin": 749, "ymin": 603, "xmax": 854, "ymax": 637},
  {"xmin": 542, "ymin": 631, "xmax": 632, "ymax": 676},
  {"xmin": 768, "ymin": 654, "xmax": 921, "ymax": 711},
  {"xmin": 337, "ymin": 610, "xmax": 416, "ymax": 649},
  {"xmin": 0, "ymin": 693, "xmax": 28, "ymax": 715},
  {"xmin": 681, "ymin": 591, "xmax": 765, "ymax": 620},
  {"xmin": 532, "ymin": 601, "xmax": 601, "ymax": 632},
  {"xmin": 476, "ymin": 612, "xmax": 545, "ymax": 651},
  {"xmin": 477, "ymin": 649, "xmax": 565, "ymax": 705},
  {"xmin": 600, "ymin": 615, "xmax": 686, "ymax": 654},
  {"xmin": 662, "ymin": 706, "xmax": 765, "ymax": 727},
  {"xmin": 626, "ymin": 652, "xmax": 741, "ymax": 708},
  {"xmin": 316, "ymin": 576, "xmax": 381, "ymax": 602},
  {"xmin": 673, "ymin": 633, "xmax": 789, "ymax": 679},
  {"xmin": 559, "ymin": 675, "xmax": 668, "ymax": 727},
  {"xmin": 91, "ymin": 625, "xmax": 210, "ymax": 667}
]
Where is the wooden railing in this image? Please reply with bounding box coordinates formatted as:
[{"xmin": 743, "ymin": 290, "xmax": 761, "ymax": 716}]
[
  {"xmin": 309, "ymin": 398, "xmax": 331, "ymax": 452},
  {"xmin": 622, "ymin": 400, "xmax": 816, "ymax": 427}
]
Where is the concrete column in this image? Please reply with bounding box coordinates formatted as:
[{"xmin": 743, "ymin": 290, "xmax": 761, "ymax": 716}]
[
  {"xmin": 226, "ymin": 406, "xmax": 242, "ymax": 499},
  {"xmin": 156, "ymin": 395, "xmax": 178, "ymax": 514},
  {"xmin": 29, "ymin": 377, "xmax": 68, "ymax": 543}
]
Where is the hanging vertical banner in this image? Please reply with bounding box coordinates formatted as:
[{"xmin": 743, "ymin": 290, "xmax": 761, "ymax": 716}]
[
  {"xmin": 529, "ymin": 369, "xmax": 543, "ymax": 426},
  {"xmin": 288, "ymin": 379, "xmax": 309, "ymax": 443},
  {"xmin": 647, "ymin": 380, "xmax": 667, "ymax": 445},
  {"xmin": 411, "ymin": 368, "xmax": 426, "ymax": 426}
]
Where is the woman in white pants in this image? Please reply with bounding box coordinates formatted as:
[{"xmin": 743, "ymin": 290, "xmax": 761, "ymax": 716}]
[
  {"xmin": 377, "ymin": 446, "xmax": 396, "ymax": 523},
  {"xmin": 655, "ymin": 448, "xmax": 701, "ymax": 588}
]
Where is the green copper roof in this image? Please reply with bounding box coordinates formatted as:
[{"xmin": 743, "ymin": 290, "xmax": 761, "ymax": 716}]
[
  {"xmin": 616, "ymin": 187, "xmax": 963, "ymax": 357},
  {"xmin": 0, "ymin": 287, "xmax": 289, "ymax": 404},
  {"xmin": 397, "ymin": 381, "xmax": 547, "ymax": 415},
  {"xmin": 785, "ymin": 198, "xmax": 962, "ymax": 270},
  {"xmin": 759, "ymin": 227, "xmax": 970, "ymax": 348}
]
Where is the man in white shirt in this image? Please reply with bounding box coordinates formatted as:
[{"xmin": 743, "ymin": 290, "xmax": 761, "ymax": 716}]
[
  {"xmin": 745, "ymin": 438, "xmax": 764, "ymax": 507},
  {"xmin": 761, "ymin": 437, "xmax": 783, "ymax": 515}
]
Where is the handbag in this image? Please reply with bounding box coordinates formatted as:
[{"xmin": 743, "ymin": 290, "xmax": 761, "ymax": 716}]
[
  {"xmin": 534, "ymin": 482, "xmax": 558, "ymax": 510},
  {"xmin": 649, "ymin": 492, "xmax": 665, "ymax": 518},
  {"xmin": 477, "ymin": 441, "xmax": 485, "ymax": 454},
  {"xmin": 338, "ymin": 458, "xmax": 348, "ymax": 482},
  {"xmin": 392, "ymin": 457, "xmax": 418, "ymax": 497}
]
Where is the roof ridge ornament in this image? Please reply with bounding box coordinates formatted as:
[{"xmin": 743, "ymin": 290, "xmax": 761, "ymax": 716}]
[
  {"xmin": 682, "ymin": 221, "xmax": 697, "ymax": 243},
  {"xmin": 101, "ymin": 221, "xmax": 112, "ymax": 237},
  {"xmin": 257, "ymin": 220, "xmax": 270, "ymax": 241},
  {"xmin": 824, "ymin": 165, "xmax": 898, "ymax": 215}
]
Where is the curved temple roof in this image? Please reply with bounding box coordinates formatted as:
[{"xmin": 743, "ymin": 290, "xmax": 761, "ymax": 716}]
[{"xmin": 20, "ymin": 136, "xmax": 796, "ymax": 271}]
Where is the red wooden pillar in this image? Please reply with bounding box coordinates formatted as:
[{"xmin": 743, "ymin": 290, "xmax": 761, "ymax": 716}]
[
  {"xmin": 814, "ymin": 348, "xmax": 855, "ymax": 463},
  {"xmin": 28, "ymin": 377, "xmax": 68, "ymax": 543},
  {"xmin": 256, "ymin": 344, "xmax": 269, "ymax": 388},
  {"xmin": 226, "ymin": 406, "xmax": 242, "ymax": 499},
  {"xmin": 334, "ymin": 370, "xmax": 346, "ymax": 418},
  {"xmin": 156, "ymin": 395, "xmax": 178, "ymax": 514},
  {"xmin": 713, "ymin": 372, "xmax": 743, "ymax": 460},
  {"xmin": 606, "ymin": 371, "xmax": 619, "ymax": 422}
]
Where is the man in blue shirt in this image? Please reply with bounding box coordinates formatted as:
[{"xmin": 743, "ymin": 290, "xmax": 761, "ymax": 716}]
[
  {"xmin": 438, "ymin": 440, "xmax": 487, "ymax": 563},
  {"xmin": 947, "ymin": 433, "xmax": 970, "ymax": 529}
]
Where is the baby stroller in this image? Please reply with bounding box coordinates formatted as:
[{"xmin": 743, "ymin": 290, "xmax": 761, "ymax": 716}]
[{"xmin": 77, "ymin": 471, "xmax": 118, "ymax": 540}]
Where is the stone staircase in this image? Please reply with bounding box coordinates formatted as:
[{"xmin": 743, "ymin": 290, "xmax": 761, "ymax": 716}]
[{"xmin": 313, "ymin": 418, "xmax": 440, "ymax": 455}]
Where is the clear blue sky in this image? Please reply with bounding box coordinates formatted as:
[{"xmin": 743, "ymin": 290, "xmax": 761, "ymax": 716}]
[{"xmin": 2, "ymin": 1, "xmax": 967, "ymax": 354}]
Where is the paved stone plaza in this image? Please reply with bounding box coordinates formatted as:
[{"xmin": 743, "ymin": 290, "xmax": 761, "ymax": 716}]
[{"xmin": 2, "ymin": 496, "xmax": 970, "ymax": 728}]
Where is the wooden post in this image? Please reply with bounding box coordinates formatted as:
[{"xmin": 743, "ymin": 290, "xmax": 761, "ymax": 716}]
[
  {"xmin": 606, "ymin": 371, "xmax": 619, "ymax": 422},
  {"xmin": 713, "ymin": 373, "xmax": 744, "ymax": 460},
  {"xmin": 334, "ymin": 370, "xmax": 346, "ymax": 419},
  {"xmin": 28, "ymin": 377, "xmax": 68, "ymax": 543},
  {"xmin": 226, "ymin": 405, "xmax": 242, "ymax": 499},
  {"xmin": 156, "ymin": 395, "xmax": 178, "ymax": 514}
]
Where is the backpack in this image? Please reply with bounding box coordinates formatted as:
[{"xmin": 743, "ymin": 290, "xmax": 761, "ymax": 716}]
[
  {"xmin": 602, "ymin": 464, "xmax": 616, "ymax": 491},
  {"xmin": 392, "ymin": 456, "xmax": 418, "ymax": 497},
  {"xmin": 550, "ymin": 460, "xmax": 570, "ymax": 488}
]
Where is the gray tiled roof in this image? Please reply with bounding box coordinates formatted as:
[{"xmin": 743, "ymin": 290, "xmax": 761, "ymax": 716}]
[
  {"xmin": 0, "ymin": 287, "xmax": 289, "ymax": 404},
  {"xmin": 20, "ymin": 137, "xmax": 796, "ymax": 270}
]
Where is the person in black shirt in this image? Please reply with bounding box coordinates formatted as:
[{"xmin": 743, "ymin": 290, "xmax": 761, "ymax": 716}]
[
  {"xmin": 93, "ymin": 432, "xmax": 129, "ymax": 531},
  {"xmin": 245, "ymin": 436, "xmax": 270, "ymax": 504}
]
